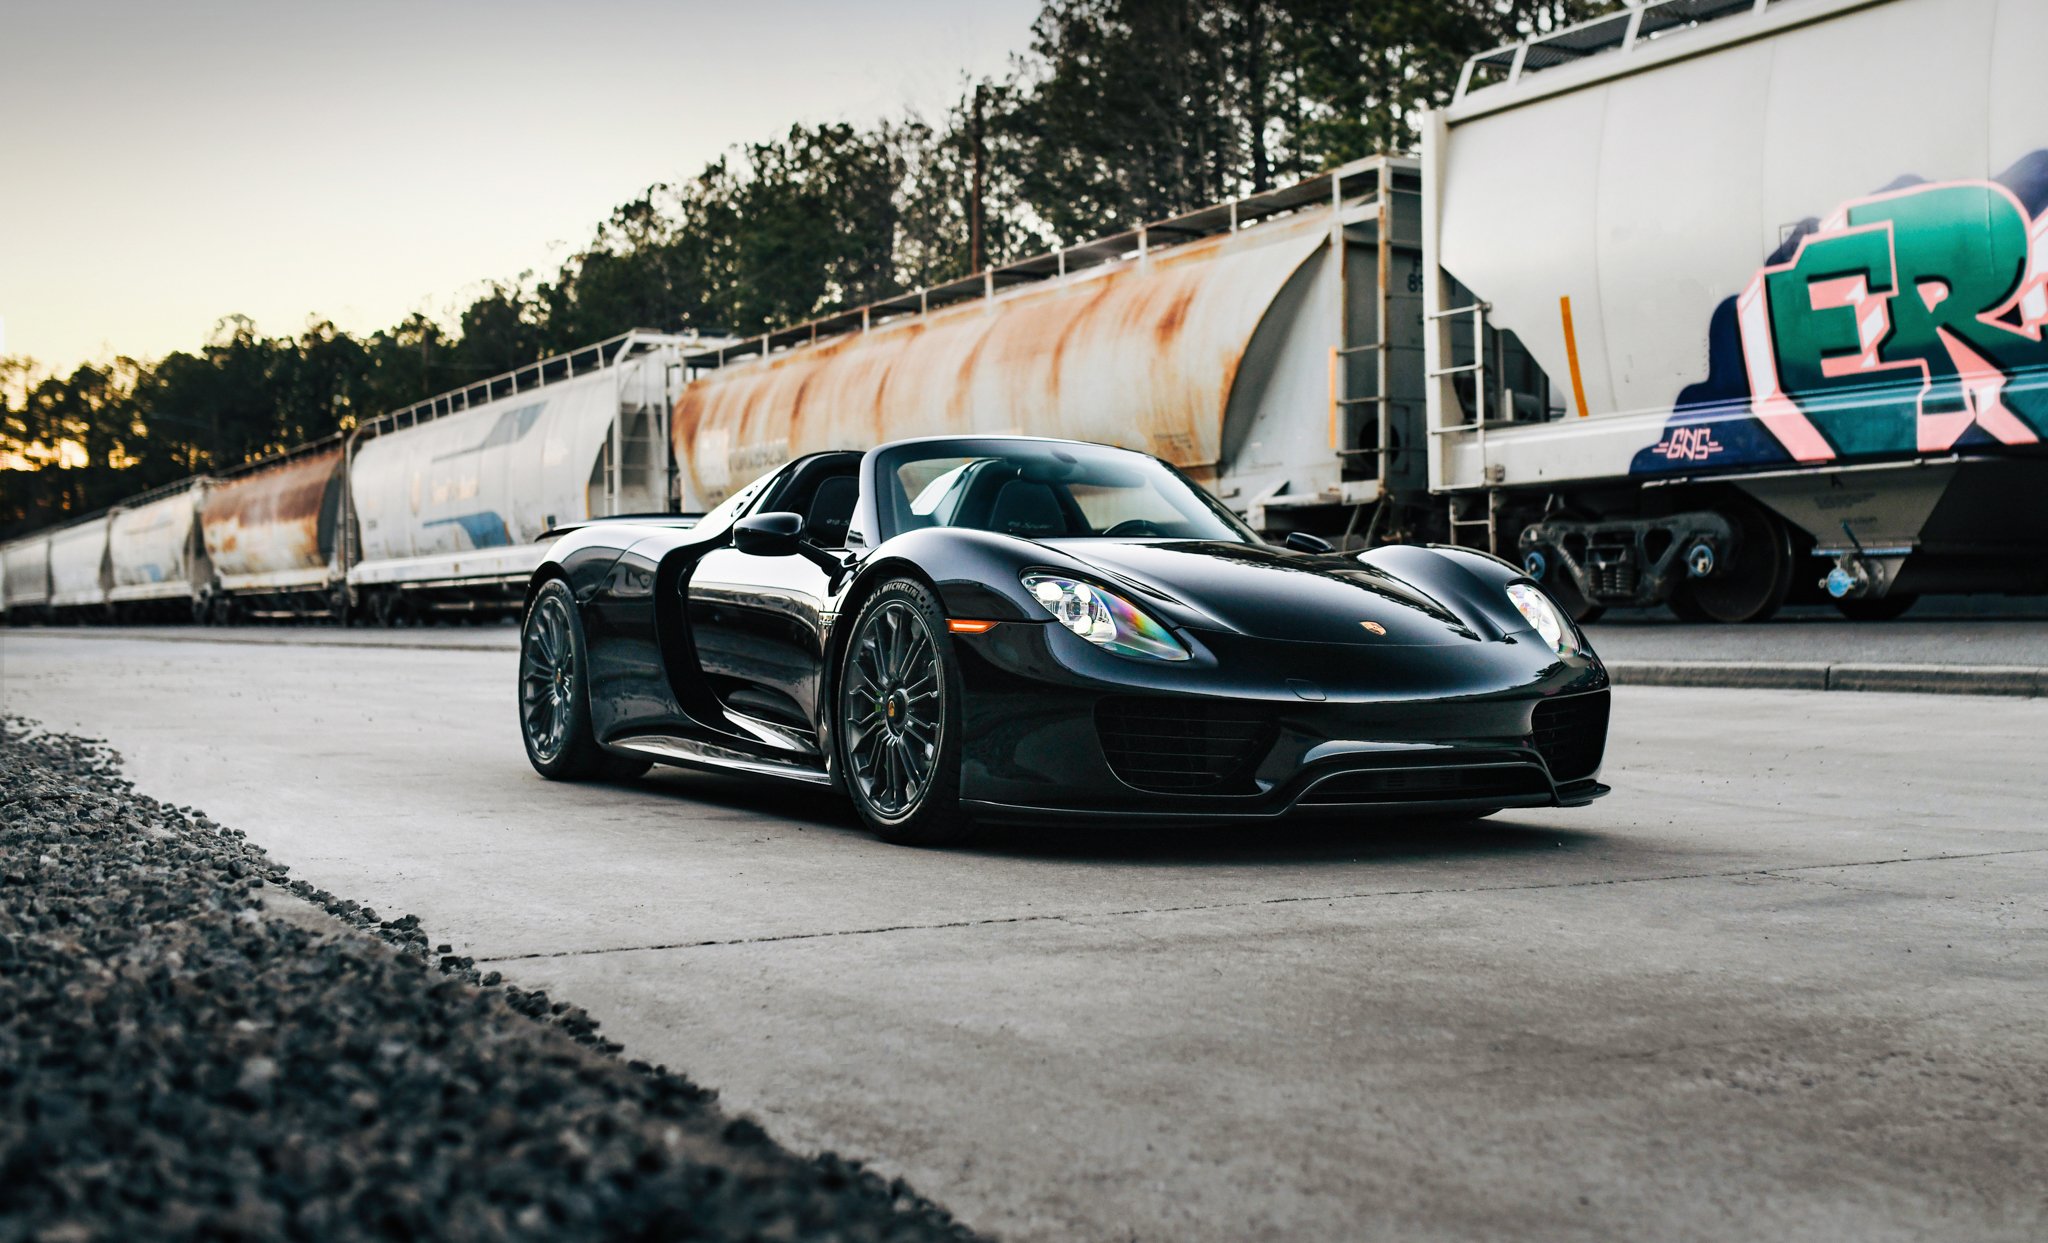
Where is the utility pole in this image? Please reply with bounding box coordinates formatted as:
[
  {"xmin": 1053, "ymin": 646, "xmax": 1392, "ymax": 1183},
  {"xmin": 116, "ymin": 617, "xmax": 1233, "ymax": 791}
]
[{"xmin": 970, "ymin": 83, "xmax": 988, "ymax": 272}]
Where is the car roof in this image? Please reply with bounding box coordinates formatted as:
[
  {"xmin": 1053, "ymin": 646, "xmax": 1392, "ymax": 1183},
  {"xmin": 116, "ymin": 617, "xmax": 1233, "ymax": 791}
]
[{"xmin": 869, "ymin": 434, "xmax": 1143, "ymax": 454}]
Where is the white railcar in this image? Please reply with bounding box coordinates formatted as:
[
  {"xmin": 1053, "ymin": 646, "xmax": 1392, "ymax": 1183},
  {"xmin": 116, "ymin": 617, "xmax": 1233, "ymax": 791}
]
[
  {"xmin": 107, "ymin": 481, "xmax": 211, "ymax": 618},
  {"xmin": 46, "ymin": 515, "xmax": 113, "ymax": 616},
  {"xmin": 1421, "ymin": 0, "xmax": 2048, "ymax": 619},
  {"xmin": 1, "ymin": 535, "xmax": 50, "ymax": 620},
  {"xmin": 347, "ymin": 331, "xmax": 684, "ymax": 620}
]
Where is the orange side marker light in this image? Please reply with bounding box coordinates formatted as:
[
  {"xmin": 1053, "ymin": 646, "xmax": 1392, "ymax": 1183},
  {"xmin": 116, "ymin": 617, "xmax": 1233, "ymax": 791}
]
[{"xmin": 947, "ymin": 619, "xmax": 1000, "ymax": 634}]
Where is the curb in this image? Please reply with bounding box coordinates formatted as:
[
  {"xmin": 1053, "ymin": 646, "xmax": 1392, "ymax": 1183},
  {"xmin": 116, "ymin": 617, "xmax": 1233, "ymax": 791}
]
[
  {"xmin": 1, "ymin": 628, "xmax": 516, "ymax": 655},
  {"xmin": 1607, "ymin": 659, "xmax": 2046, "ymax": 698}
]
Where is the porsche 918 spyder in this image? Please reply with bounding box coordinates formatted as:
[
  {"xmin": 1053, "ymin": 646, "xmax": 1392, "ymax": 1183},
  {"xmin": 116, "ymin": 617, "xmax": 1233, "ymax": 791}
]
[{"xmin": 518, "ymin": 436, "xmax": 1611, "ymax": 844}]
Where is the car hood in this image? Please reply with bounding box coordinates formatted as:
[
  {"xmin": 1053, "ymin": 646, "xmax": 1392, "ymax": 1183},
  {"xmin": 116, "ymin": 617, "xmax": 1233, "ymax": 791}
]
[{"xmin": 1039, "ymin": 539, "xmax": 1500, "ymax": 646}]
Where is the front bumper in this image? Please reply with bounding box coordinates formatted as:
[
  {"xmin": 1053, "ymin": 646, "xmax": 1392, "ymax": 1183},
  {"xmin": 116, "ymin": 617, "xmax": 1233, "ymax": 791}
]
[{"xmin": 951, "ymin": 621, "xmax": 1611, "ymax": 824}]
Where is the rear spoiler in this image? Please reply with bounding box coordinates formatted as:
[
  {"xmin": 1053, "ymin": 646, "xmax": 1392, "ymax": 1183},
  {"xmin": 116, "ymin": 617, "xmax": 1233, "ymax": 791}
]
[{"xmin": 538, "ymin": 513, "xmax": 702, "ymax": 541}]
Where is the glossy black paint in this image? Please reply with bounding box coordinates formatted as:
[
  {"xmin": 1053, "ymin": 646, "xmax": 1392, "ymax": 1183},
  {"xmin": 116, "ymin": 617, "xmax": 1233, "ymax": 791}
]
[{"xmin": 524, "ymin": 436, "xmax": 1611, "ymax": 823}]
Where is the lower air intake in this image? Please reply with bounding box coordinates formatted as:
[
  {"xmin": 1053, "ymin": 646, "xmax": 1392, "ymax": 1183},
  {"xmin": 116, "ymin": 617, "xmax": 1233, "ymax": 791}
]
[
  {"xmin": 1532, "ymin": 690, "xmax": 1610, "ymax": 783},
  {"xmin": 1095, "ymin": 696, "xmax": 1275, "ymax": 794},
  {"xmin": 1299, "ymin": 759, "xmax": 1549, "ymax": 805}
]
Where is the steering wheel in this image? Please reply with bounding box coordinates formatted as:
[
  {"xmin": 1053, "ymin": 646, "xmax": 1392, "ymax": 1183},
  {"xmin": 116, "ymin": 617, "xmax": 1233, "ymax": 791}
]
[{"xmin": 1102, "ymin": 519, "xmax": 1169, "ymax": 538}]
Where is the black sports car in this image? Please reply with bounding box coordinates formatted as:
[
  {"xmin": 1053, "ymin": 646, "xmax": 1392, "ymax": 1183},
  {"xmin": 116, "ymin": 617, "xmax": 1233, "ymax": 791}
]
[{"xmin": 518, "ymin": 435, "xmax": 1610, "ymax": 844}]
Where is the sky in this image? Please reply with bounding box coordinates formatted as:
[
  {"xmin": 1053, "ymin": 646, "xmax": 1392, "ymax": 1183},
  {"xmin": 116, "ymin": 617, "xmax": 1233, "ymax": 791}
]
[{"xmin": 0, "ymin": 0, "xmax": 1043, "ymax": 372}]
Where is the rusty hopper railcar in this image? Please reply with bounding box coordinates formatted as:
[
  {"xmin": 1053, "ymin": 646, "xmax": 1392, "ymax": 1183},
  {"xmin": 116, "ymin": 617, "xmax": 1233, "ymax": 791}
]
[
  {"xmin": 346, "ymin": 331, "xmax": 688, "ymax": 623},
  {"xmin": 198, "ymin": 440, "xmax": 347, "ymax": 622},
  {"xmin": 1420, "ymin": 0, "xmax": 2048, "ymax": 622},
  {"xmin": 671, "ymin": 157, "xmax": 1491, "ymax": 539}
]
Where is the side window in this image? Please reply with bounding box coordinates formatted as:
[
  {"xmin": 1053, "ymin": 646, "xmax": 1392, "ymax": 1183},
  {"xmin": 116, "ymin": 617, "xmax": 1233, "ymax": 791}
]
[
  {"xmin": 899, "ymin": 458, "xmax": 977, "ymax": 528},
  {"xmin": 697, "ymin": 468, "xmax": 781, "ymax": 533}
]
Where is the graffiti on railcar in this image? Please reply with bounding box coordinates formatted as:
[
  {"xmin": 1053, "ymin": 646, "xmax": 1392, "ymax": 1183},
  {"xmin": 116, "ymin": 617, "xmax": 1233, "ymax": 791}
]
[{"xmin": 1634, "ymin": 151, "xmax": 2048, "ymax": 474}]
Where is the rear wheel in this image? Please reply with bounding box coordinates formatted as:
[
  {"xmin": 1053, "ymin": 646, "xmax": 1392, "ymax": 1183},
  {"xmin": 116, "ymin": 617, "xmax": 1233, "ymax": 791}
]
[
  {"xmin": 837, "ymin": 579, "xmax": 970, "ymax": 846},
  {"xmin": 519, "ymin": 578, "xmax": 631, "ymax": 781},
  {"xmin": 1671, "ymin": 499, "xmax": 1793, "ymax": 624}
]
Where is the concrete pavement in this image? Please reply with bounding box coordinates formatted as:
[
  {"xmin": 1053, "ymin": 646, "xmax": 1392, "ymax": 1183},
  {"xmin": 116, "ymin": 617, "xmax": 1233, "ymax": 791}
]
[{"xmin": 2, "ymin": 630, "xmax": 2044, "ymax": 1240}]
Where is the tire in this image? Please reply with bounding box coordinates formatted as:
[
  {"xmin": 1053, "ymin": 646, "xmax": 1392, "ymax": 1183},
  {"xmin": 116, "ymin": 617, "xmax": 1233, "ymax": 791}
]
[
  {"xmin": 1673, "ymin": 499, "xmax": 1793, "ymax": 624},
  {"xmin": 1834, "ymin": 593, "xmax": 1918, "ymax": 621},
  {"xmin": 835, "ymin": 578, "xmax": 971, "ymax": 846},
  {"xmin": 518, "ymin": 578, "xmax": 615, "ymax": 781}
]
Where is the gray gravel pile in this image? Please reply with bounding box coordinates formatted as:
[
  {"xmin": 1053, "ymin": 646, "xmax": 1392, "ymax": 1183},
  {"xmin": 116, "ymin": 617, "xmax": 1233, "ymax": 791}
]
[{"xmin": 0, "ymin": 718, "xmax": 983, "ymax": 1242}]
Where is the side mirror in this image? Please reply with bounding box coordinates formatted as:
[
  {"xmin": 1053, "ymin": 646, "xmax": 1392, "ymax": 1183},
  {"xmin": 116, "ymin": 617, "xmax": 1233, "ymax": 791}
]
[
  {"xmin": 1284, "ymin": 531, "xmax": 1335, "ymax": 554},
  {"xmin": 734, "ymin": 511, "xmax": 804, "ymax": 557}
]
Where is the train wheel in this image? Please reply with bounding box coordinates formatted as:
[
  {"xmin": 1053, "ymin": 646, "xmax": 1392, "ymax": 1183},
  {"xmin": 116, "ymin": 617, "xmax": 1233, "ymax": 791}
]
[
  {"xmin": 1671, "ymin": 500, "xmax": 1792, "ymax": 624},
  {"xmin": 1666, "ymin": 591, "xmax": 1710, "ymax": 622},
  {"xmin": 1834, "ymin": 593, "xmax": 1918, "ymax": 621},
  {"xmin": 1543, "ymin": 569, "xmax": 1605, "ymax": 625},
  {"xmin": 1520, "ymin": 510, "xmax": 1606, "ymax": 624}
]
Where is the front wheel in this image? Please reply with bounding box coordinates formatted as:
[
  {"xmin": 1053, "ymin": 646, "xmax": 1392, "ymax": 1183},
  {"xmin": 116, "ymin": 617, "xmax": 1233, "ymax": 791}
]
[{"xmin": 836, "ymin": 579, "xmax": 971, "ymax": 846}]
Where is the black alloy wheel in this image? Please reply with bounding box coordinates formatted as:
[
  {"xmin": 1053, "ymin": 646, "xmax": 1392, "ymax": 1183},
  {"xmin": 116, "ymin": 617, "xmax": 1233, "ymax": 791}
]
[
  {"xmin": 838, "ymin": 579, "xmax": 969, "ymax": 845},
  {"xmin": 519, "ymin": 578, "xmax": 648, "ymax": 782}
]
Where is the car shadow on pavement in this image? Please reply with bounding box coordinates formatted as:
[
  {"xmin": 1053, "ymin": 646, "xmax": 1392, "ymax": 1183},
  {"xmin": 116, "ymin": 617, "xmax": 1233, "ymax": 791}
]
[
  {"xmin": 961, "ymin": 816, "xmax": 1605, "ymax": 867},
  {"xmin": 629, "ymin": 767, "xmax": 1605, "ymax": 866},
  {"xmin": 632, "ymin": 766, "xmax": 865, "ymax": 830}
]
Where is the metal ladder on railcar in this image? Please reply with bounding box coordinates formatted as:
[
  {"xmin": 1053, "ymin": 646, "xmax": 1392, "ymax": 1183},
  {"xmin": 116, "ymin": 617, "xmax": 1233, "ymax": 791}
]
[{"xmin": 1427, "ymin": 298, "xmax": 1504, "ymax": 554}]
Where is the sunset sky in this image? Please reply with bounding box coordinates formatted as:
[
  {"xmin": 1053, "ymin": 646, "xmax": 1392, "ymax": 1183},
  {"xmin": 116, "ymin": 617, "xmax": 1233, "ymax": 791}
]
[{"xmin": 0, "ymin": 0, "xmax": 1040, "ymax": 371}]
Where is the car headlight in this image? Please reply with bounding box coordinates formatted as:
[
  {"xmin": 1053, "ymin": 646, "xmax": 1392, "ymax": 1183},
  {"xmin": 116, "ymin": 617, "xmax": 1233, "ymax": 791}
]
[
  {"xmin": 1505, "ymin": 582, "xmax": 1576, "ymax": 655},
  {"xmin": 1022, "ymin": 574, "xmax": 1188, "ymax": 661}
]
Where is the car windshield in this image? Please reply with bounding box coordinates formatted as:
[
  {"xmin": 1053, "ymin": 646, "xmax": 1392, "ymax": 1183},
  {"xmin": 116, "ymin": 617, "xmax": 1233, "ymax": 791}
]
[{"xmin": 873, "ymin": 439, "xmax": 1256, "ymax": 544}]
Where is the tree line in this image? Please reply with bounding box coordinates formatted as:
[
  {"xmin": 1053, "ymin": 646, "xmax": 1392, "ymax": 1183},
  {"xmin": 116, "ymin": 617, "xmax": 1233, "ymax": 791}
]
[{"xmin": 0, "ymin": 0, "xmax": 1604, "ymax": 538}]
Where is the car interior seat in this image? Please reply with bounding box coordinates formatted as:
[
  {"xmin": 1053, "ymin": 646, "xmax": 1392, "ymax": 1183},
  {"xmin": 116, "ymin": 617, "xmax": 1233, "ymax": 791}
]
[
  {"xmin": 802, "ymin": 474, "xmax": 859, "ymax": 548},
  {"xmin": 985, "ymin": 478, "xmax": 1073, "ymax": 538}
]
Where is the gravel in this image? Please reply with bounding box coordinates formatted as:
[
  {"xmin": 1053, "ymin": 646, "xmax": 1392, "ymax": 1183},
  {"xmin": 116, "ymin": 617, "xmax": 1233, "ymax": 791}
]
[{"xmin": 0, "ymin": 717, "xmax": 985, "ymax": 1242}]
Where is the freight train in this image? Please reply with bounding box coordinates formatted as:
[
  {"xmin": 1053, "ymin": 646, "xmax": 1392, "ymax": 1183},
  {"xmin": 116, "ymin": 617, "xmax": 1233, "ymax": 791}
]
[
  {"xmin": 0, "ymin": 332, "xmax": 688, "ymax": 625},
  {"xmin": 3, "ymin": 0, "xmax": 2039, "ymax": 627}
]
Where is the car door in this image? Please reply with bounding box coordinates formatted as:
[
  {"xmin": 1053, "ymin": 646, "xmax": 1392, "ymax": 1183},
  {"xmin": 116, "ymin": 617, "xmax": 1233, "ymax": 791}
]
[
  {"xmin": 685, "ymin": 461, "xmax": 860, "ymax": 750},
  {"xmin": 582, "ymin": 535, "xmax": 687, "ymax": 741}
]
